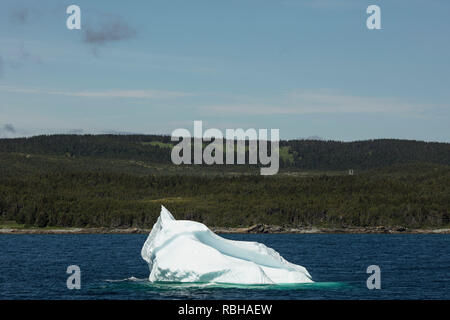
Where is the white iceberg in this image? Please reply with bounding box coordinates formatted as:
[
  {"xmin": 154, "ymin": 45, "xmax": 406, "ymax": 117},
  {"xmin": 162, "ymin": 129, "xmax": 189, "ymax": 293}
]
[{"xmin": 141, "ymin": 206, "xmax": 313, "ymax": 284}]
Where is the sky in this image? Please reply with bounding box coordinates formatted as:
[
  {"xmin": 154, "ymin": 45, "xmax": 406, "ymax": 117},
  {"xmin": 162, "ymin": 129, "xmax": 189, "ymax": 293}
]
[{"xmin": 0, "ymin": 0, "xmax": 449, "ymax": 142}]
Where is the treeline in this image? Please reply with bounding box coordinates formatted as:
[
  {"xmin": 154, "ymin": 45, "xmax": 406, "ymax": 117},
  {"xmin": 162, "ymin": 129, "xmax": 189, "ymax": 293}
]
[
  {"xmin": 1, "ymin": 135, "xmax": 449, "ymax": 170},
  {"xmin": 282, "ymin": 139, "xmax": 450, "ymax": 170},
  {"xmin": 0, "ymin": 163, "xmax": 449, "ymax": 229},
  {"xmin": 0, "ymin": 135, "xmax": 173, "ymax": 164}
]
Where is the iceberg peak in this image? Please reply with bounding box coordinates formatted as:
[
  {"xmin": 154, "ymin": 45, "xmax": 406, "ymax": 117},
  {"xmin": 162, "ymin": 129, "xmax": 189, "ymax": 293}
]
[
  {"xmin": 141, "ymin": 206, "xmax": 313, "ymax": 284},
  {"xmin": 160, "ymin": 205, "xmax": 175, "ymax": 222}
]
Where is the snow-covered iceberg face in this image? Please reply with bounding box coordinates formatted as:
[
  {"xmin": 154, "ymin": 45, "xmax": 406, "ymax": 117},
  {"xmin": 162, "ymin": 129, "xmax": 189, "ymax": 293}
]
[{"xmin": 141, "ymin": 206, "xmax": 313, "ymax": 284}]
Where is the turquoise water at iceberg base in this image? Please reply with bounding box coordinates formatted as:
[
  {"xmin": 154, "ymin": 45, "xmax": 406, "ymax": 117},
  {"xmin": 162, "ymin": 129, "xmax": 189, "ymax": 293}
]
[{"xmin": 0, "ymin": 234, "xmax": 449, "ymax": 299}]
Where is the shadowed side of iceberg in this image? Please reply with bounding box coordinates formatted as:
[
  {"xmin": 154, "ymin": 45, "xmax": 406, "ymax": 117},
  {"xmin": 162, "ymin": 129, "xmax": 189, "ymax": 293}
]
[{"xmin": 141, "ymin": 206, "xmax": 313, "ymax": 284}]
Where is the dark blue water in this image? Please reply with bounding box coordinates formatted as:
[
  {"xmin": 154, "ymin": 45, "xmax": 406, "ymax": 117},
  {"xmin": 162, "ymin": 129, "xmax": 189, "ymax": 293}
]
[{"xmin": 0, "ymin": 234, "xmax": 449, "ymax": 299}]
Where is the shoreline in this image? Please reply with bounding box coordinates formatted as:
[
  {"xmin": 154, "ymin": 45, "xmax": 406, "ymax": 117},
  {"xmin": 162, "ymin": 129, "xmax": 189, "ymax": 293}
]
[{"xmin": 1, "ymin": 224, "xmax": 449, "ymax": 235}]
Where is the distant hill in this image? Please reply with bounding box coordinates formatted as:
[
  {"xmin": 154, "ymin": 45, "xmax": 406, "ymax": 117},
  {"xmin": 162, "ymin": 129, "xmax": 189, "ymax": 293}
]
[{"xmin": 0, "ymin": 134, "xmax": 449, "ymax": 170}]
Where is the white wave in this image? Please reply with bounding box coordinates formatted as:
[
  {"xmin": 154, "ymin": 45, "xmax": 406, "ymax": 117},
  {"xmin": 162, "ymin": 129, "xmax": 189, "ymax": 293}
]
[{"xmin": 105, "ymin": 276, "xmax": 147, "ymax": 283}]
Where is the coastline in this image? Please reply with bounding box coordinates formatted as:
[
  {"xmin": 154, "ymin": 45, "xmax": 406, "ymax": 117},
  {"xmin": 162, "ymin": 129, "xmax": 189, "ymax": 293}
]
[{"xmin": 1, "ymin": 224, "xmax": 449, "ymax": 234}]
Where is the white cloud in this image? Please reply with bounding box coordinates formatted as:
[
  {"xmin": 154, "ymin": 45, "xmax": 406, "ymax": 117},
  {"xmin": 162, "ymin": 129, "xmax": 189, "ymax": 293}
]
[
  {"xmin": 201, "ymin": 91, "xmax": 433, "ymax": 116},
  {"xmin": 0, "ymin": 85, "xmax": 192, "ymax": 99}
]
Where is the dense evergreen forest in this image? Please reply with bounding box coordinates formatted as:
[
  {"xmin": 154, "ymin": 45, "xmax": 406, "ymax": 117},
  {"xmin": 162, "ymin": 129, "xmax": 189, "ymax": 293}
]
[
  {"xmin": 1, "ymin": 134, "xmax": 449, "ymax": 170},
  {"xmin": 0, "ymin": 135, "xmax": 449, "ymax": 229}
]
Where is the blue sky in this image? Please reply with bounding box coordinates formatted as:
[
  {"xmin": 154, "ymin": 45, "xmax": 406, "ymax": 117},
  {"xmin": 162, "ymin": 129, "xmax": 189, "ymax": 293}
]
[{"xmin": 0, "ymin": 0, "xmax": 449, "ymax": 141}]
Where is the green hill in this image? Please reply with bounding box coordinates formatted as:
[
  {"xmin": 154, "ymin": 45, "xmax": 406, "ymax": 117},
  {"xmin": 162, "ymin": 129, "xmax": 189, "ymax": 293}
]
[
  {"xmin": 1, "ymin": 134, "xmax": 449, "ymax": 170},
  {"xmin": 0, "ymin": 135, "xmax": 449, "ymax": 229}
]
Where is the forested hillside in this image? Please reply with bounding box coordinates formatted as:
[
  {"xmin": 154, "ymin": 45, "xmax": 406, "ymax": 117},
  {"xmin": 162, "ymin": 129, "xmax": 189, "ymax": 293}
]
[
  {"xmin": 1, "ymin": 134, "xmax": 449, "ymax": 170},
  {"xmin": 0, "ymin": 135, "xmax": 449, "ymax": 229}
]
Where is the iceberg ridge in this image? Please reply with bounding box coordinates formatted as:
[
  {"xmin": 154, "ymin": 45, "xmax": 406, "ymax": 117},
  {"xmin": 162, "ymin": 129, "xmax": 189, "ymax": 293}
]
[{"xmin": 141, "ymin": 206, "xmax": 313, "ymax": 284}]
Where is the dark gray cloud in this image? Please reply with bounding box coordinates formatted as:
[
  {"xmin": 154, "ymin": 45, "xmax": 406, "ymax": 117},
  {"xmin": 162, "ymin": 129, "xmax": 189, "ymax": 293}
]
[
  {"xmin": 10, "ymin": 8, "xmax": 29, "ymax": 24},
  {"xmin": 4, "ymin": 124, "xmax": 16, "ymax": 133},
  {"xmin": 83, "ymin": 20, "xmax": 136, "ymax": 46},
  {"xmin": 0, "ymin": 124, "xmax": 20, "ymax": 138}
]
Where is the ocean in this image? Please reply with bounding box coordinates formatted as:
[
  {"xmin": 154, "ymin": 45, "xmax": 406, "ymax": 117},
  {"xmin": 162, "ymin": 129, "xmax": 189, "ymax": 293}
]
[{"xmin": 0, "ymin": 233, "xmax": 448, "ymax": 299}]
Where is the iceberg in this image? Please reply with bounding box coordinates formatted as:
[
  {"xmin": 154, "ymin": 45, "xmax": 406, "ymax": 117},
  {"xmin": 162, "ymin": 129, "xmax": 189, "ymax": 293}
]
[{"xmin": 141, "ymin": 206, "xmax": 313, "ymax": 284}]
